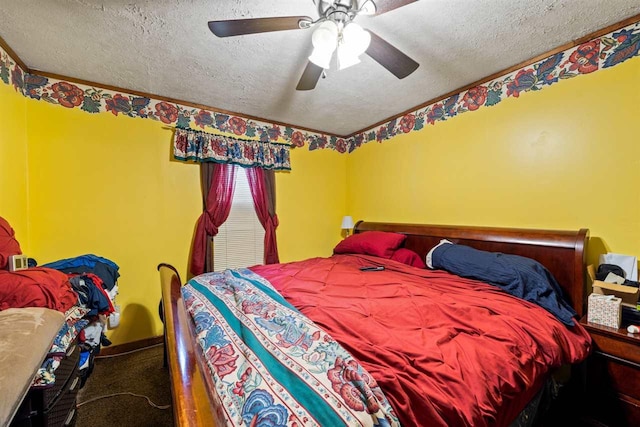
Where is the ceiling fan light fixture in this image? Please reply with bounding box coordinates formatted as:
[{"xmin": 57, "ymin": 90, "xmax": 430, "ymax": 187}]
[
  {"xmin": 336, "ymin": 23, "xmax": 370, "ymax": 69},
  {"xmin": 309, "ymin": 46, "xmax": 334, "ymax": 69},
  {"xmin": 209, "ymin": 1, "xmax": 420, "ymax": 91},
  {"xmin": 358, "ymin": 0, "xmax": 377, "ymax": 15},
  {"xmin": 337, "ymin": 44, "xmax": 361, "ymax": 70},
  {"xmin": 341, "ymin": 23, "xmax": 370, "ymax": 56},
  {"xmin": 311, "ymin": 20, "xmax": 339, "ymax": 50},
  {"xmin": 309, "ymin": 20, "xmax": 339, "ymax": 69}
]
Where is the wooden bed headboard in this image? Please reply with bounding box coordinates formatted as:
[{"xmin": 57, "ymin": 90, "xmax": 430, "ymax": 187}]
[{"xmin": 354, "ymin": 221, "xmax": 589, "ymax": 317}]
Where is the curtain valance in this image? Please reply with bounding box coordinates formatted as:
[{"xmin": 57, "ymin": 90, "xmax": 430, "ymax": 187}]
[{"xmin": 173, "ymin": 127, "xmax": 291, "ymax": 171}]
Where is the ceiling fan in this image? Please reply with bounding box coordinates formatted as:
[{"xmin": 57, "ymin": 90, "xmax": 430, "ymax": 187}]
[{"xmin": 208, "ymin": 0, "xmax": 419, "ymax": 90}]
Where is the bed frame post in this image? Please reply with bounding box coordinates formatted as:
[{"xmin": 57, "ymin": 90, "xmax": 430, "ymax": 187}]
[{"xmin": 158, "ymin": 263, "xmax": 219, "ymax": 426}]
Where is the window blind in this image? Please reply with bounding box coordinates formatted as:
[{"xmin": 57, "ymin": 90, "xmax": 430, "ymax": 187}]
[{"xmin": 213, "ymin": 168, "xmax": 265, "ymax": 271}]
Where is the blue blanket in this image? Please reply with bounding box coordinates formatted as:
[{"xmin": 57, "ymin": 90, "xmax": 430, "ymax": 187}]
[{"xmin": 432, "ymin": 244, "xmax": 576, "ymax": 325}]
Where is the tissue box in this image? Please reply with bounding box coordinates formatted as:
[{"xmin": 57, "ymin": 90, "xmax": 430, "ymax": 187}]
[{"xmin": 588, "ymin": 293, "xmax": 622, "ymax": 329}]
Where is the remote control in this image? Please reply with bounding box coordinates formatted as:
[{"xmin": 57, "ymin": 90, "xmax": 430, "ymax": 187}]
[{"xmin": 359, "ymin": 266, "xmax": 385, "ymax": 271}]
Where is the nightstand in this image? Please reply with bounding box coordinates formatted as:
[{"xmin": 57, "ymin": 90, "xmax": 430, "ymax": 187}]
[{"xmin": 580, "ymin": 316, "xmax": 640, "ymax": 426}]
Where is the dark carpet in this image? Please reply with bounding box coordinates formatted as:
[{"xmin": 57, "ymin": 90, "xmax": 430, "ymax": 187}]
[{"xmin": 75, "ymin": 344, "xmax": 173, "ymax": 427}]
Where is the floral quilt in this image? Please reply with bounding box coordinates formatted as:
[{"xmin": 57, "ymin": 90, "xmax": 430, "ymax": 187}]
[
  {"xmin": 183, "ymin": 269, "xmax": 400, "ymax": 427},
  {"xmin": 31, "ymin": 306, "xmax": 89, "ymax": 387}
]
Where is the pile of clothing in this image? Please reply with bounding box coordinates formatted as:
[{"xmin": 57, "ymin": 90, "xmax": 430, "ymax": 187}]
[
  {"xmin": 42, "ymin": 255, "xmax": 120, "ymax": 383},
  {"xmin": 0, "ymin": 216, "xmax": 121, "ymax": 388}
]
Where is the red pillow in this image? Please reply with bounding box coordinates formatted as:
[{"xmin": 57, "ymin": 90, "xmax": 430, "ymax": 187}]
[
  {"xmin": 391, "ymin": 248, "xmax": 426, "ymax": 268},
  {"xmin": 0, "ymin": 216, "xmax": 22, "ymax": 270},
  {"xmin": 333, "ymin": 231, "xmax": 406, "ymax": 259}
]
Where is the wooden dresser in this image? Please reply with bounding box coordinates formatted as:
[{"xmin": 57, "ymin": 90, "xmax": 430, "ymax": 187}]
[{"xmin": 580, "ymin": 316, "xmax": 640, "ymax": 426}]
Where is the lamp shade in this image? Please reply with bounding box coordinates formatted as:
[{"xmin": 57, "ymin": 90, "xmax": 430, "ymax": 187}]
[
  {"xmin": 341, "ymin": 216, "xmax": 355, "ymax": 230},
  {"xmin": 337, "ymin": 44, "xmax": 361, "ymax": 70},
  {"xmin": 309, "ymin": 21, "xmax": 338, "ymax": 69},
  {"xmin": 342, "ymin": 23, "xmax": 370, "ymax": 56},
  {"xmin": 337, "ymin": 23, "xmax": 371, "ymax": 70},
  {"xmin": 309, "ymin": 46, "xmax": 334, "ymax": 69},
  {"xmin": 312, "ymin": 21, "xmax": 338, "ymax": 48}
]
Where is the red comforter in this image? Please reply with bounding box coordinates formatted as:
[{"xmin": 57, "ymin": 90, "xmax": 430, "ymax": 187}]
[
  {"xmin": 252, "ymin": 254, "xmax": 591, "ymax": 427},
  {"xmin": 0, "ymin": 267, "xmax": 78, "ymax": 312}
]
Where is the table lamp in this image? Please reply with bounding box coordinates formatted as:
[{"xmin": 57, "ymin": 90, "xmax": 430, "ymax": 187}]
[{"xmin": 341, "ymin": 216, "xmax": 354, "ymax": 237}]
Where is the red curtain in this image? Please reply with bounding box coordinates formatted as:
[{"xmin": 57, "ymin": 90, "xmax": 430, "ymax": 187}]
[
  {"xmin": 246, "ymin": 168, "xmax": 280, "ymax": 264},
  {"xmin": 190, "ymin": 163, "xmax": 237, "ymax": 275}
]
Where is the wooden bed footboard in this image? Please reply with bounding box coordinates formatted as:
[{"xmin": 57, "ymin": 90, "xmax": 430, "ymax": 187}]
[
  {"xmin": 158, "ymin": 263, "xmax": 221, "ymax": 427},
  {"xmin": 159, "ymin": 222, "xmax": 589, "ymax": 426}
]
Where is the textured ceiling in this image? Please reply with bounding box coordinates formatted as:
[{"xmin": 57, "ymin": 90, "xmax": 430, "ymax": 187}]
[{"xmin": 1, "ymin": 0, "xmax": 640, "ymax": 136}]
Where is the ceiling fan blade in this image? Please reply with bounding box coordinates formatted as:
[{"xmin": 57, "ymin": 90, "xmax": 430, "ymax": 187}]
[
  {"xmin": 296, "ymin": 62, "xmax": 324, "ymax": 91},
  {"xmin": 208, "ymin": 16, "xmax": 312, "ymax": 37},
  {"xmin": 373, "ymin": 0, "xmax": 417, "ymax": 15},
  {"xmin": 365, "ymin": 31, "xmax": 419, "ymax": 79}
]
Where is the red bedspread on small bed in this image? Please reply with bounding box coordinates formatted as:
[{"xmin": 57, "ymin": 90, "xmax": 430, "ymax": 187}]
[
  {"xmin": 0, "ymin": 267, "xmax": 78, "ymax": 312},
  {"xmin": 251, "ymin": 254, "xmax": 591, "ymax": 427}
]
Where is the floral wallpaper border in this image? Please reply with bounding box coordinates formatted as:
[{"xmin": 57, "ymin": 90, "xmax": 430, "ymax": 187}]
[
  {"xmin": 1, "ymin": 19, "xmax": 639, "ymax": 154},
  {"xmin": 0, "ymin": 45, "xmax": 329, "ymax": 152},
  {"xmin": 348, "ymin": 20, "xmax": 640, "ymax": 152}
]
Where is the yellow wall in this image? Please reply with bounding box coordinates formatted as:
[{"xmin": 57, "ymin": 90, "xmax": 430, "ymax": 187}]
[
  {"xmin": 10, "ymin": 48, "xmax": 638, "ymax": 346},
  {"xmin": 24, "ymin": 98, "xmax": 347, "ymax": 345},
  {"xmin": 0, "ymin": 82, "xmax": 29, "ymax": 246},
  {"xmin": 278, "ymin": 147, "xmax": 348, "ymax": 262},
  {"xmin": 347, "ymin": 56, "xmax": 640, "ymax": 268}
]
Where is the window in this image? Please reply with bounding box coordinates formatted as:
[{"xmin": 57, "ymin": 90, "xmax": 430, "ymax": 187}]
[{"xmin": 213, "ymin": 168, "xmax": 264, "ymax": 271}]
